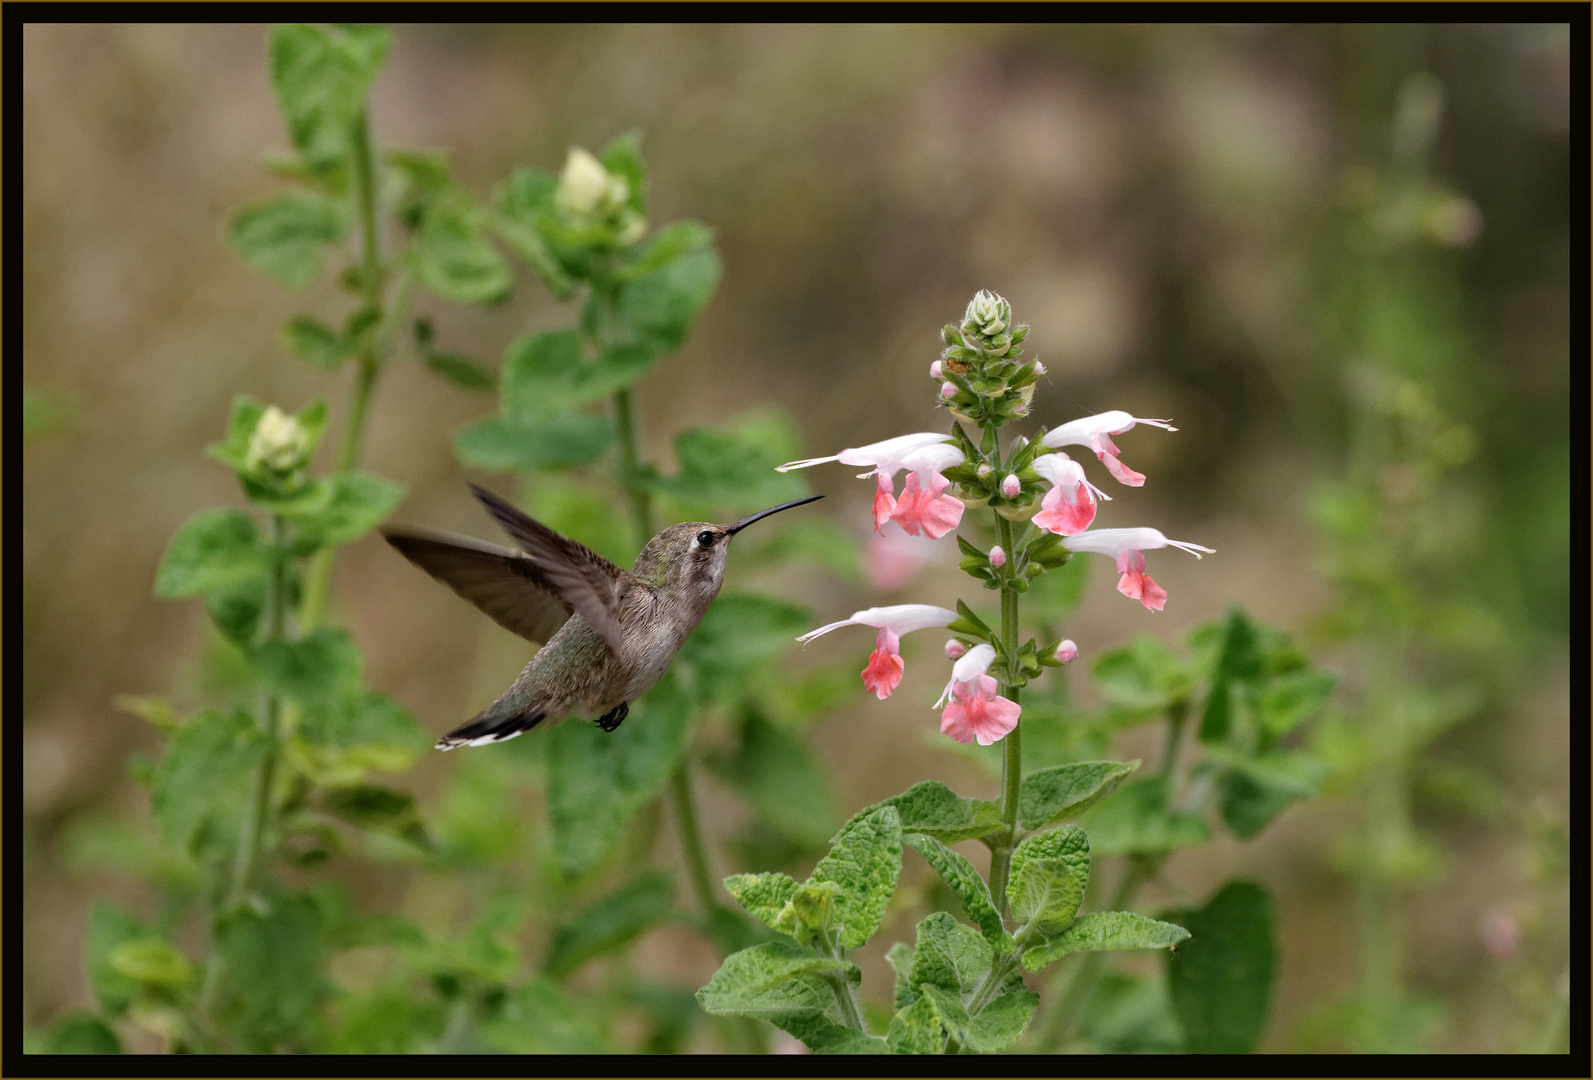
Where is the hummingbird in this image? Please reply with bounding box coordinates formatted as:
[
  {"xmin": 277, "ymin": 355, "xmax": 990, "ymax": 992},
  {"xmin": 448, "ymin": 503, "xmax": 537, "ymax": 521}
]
[{"xmin": 382, "ymin": 484, "xmax": 822, "ymax": 750}]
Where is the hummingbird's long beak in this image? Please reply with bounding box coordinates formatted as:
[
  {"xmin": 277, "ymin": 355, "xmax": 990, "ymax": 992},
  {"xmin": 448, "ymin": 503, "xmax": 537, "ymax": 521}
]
[{"xmin": 724, "ymin": 494, "xmax": 824, "ymax": 536}]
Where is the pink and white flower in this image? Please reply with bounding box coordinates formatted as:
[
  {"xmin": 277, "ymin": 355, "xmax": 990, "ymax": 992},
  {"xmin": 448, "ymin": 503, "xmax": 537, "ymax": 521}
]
[
  {"xmin": 1060, "ymin": 527, "xmax": 1214, "ymax": 611},
  {"xmin": 1054, "ymin": 640, "xmax": 1079, "ymax": 665},
  {"xmin": 1001, "ymin": 474, "xmax": 1021, "ymax": 498},
  {"xmin": 944, "ymin": 639, "xmax": 968, "ymax": 660},
  {"xmin": 778, "ymin": 433, "xmax": 966, "ymax": 539},
  {"xmin": 1031, "ymin": 452, "xmax": 1110, "ymax": 536},
  {"xmin": 1042, "ymin": 411, "xmax": 1177, "ymax": 487},
  {"xmin": 988, "ymin": 545, "xmax": 1007, "ymax": 568},
  {"xmin": 796, "ymin": 604, "xmax": 959, "ymax": 700},
  {"xmin": 933, "ymin": 644, "xmax": 1021, "ymax": 746}
]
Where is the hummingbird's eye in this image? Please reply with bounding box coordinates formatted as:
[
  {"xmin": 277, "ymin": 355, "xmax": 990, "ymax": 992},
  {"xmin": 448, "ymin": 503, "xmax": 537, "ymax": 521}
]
[{"xmin": 696, "ymin": 531, "xmax": 716, "ymax": 548}]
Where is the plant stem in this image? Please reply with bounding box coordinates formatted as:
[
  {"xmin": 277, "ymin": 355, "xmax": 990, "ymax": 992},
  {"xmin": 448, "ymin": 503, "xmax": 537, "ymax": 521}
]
[
  {"xmin": 609, "ymin": 386, "xmax": 723, "ymax": 918},
  {"xmin": 300, "ymin": 108, "xmax": 387, "ymax": 631},
  {"xmin": 987, "ymin": 512, "xmax": 1023, "ymax": 921}
]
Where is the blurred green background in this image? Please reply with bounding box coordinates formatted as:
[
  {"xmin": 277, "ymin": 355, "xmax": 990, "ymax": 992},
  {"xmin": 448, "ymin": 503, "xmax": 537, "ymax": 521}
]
[{"xmin": 23, "ymin": 23, "xmax": 1568, "ymax": 1052}]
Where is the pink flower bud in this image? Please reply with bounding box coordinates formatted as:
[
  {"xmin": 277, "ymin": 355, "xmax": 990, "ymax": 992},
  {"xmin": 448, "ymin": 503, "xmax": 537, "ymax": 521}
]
[
  {"xmin": 1054, "ymin": 640, "xmax": 1079, "ymax": 665},
  {"xmin": 944, "ymin": 639, "xmax": 967, "ymax": 660},
  {"xmin": 1001, "ymin": 474, "xmax": 1021, "ymax": 498},
  {"xmin": 940, "ymin": 383, "xmax": 957, "ymax": 399},
  {"xmin": 989, "ymin": 545, "xmax": 1006, "ymax": 567},
  {"xmin": 930, "ymin": 360, "xmax": 943, "ymax": 378},
  {"xmin": 977, "ymin": 463, "xmax": 992, "ymax": 478},
  {"xmin": 1034, "ymin": 361, "xmax": 1046, "ymax": 376}
]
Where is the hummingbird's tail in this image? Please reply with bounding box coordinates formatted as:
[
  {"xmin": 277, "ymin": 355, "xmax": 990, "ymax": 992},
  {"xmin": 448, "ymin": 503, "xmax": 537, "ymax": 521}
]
[{"xmin": 435, "ymin": 704, "xmax": 547, "ymax": 750}]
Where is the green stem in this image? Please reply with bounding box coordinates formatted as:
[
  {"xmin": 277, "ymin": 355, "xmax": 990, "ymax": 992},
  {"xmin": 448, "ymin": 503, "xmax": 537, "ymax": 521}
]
[
  {"xmin": 300, "ymin": 107, "xmax": 387, "ymax": 631},
  {"xmin": 986, "ymin": 512, "xmax": 1023, "ymax": 921},
  {"xmin": 612, "ymin": 386, "xmax": 653, "ymax": 540}
]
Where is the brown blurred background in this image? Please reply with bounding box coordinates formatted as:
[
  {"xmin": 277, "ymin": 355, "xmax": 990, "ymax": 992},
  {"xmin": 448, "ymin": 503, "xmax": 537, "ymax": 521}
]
[{"xmin": 23, "ymin": 23, "xmax": 1569, "ymax": 1052}]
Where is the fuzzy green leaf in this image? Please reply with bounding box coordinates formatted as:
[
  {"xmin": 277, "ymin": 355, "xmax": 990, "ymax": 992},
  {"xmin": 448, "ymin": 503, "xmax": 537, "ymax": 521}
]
[
  {"xmin": 724, "ymin": 872, "xmax": 801, "ymax": 935},
  {"xmin": 617, "ymin": 247, "xmax": 720, "ymax": 352},
  {"xmin": 151, "ymin": 707, "xmax": 265, "ymax": 854},
  {"xmin": 1009, "ymin": 825, "xmax": 1090, "ymax": 937},
  {"xmin": 546, "ymin": 676, "xmax": 691, "ymax": 878},
  {"xmin": 1165, "ymin": 881, "xmax": 1277, "ymax": 1053},
  {"xmin": 621, "ymin": 219, "xmax": 712, "ymax": 278},
  {"xmin": 1257, "ymin": 669, "xmax": 1338, "ymax": 737},
  {"xmin": 810, "ymin": 804, "xmax": 903, "ymax": 949},
  {"xmin": 650, "ymin": 410, "xmax": 811, "ymax": 514},
  {"xmin": 902, "ymin": 834, "xmax": 1012, "ymax": 952},
  {"xmin": 268, "ymin": 23, "xmax": 390, "ymax": 164},
  {"xmin": 250, "ymin": 627, "xmax": 363, "ymax": 703},
  {"xmin": 885, "ymin": 941, "xmax": 916, "ymax": 1011},
  {"xmin": 228, "ymin": 191, "xmax": 348, "ymax": 288},
  {"xmin": 297, "ymin": 689, "xmax": 431, "ymax": 774},
  {"xmin": 544, "ymin": 872, "xmax": 675, "ymax": 979},
  {"xmin": 288, "ymin": 471, "xmax": 404, "ymax": 554},
  {"xmin": 479, "ymin": 978, "xmax": 606, "ymax": 1054},
  {"xmin": 154, "ymin": 509, "xmax": 269, "ymax": 600},
  {"xmin": 886, "ymin": 992, "xmax": 943, "ymax": 1054},
  {"xmin": 422, "ymin": 350, "xmax": 496, "ymax": 392},
  {"xmin": 1199, "ymin": 608, "xmax": 1265, "ymax": 742},
  {"xmin": 1018, "ymin": 760, "xmax": 1140, "ymax": 831},
  {"xmin": 280, "ymin": 314, "xmax": 347, "ymax": 369},
  {"xmin": 215, "ymin": 894, "xmax": 326, "ymax": 1049},
  {"xmin": 907, "ymin": 911, "xmax": 991, "ymax": 998},
  {"xmin": 452, "ymin": 413, "xmax": 614, "ymax": 473},
  {"xmin": 849, "ymin": 781, "xmax": 1004, "ymax": 845},
  {"xmin": 412, "ymin": 195, "xmax": 512, "ymax": 305},
  {"xmin": 697, "ymin": 941, "xmax": 879, "ymax": 1053},
  {"xmin": 1022, "ymin": 912, "xmax": 1192, "ymax": 973}
]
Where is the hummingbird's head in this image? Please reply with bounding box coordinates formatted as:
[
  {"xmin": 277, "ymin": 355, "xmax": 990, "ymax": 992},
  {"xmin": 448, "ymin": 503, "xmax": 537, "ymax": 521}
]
[{"xmin": 634, "ymin": 496, "xmax": 824, "ymax": 603}]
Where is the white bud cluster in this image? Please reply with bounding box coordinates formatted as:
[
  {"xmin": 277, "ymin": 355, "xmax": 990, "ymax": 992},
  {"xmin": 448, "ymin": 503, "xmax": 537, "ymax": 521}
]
[{"xmin": 246, "ymin": 405, "xmax": 312, "ymax": 475}]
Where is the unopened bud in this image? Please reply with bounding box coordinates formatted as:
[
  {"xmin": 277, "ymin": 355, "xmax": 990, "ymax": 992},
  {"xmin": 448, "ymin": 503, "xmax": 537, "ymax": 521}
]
[
  {"xmin": 1033, "ymin": 361, "xmax": 1047, "ymax": 376},
  {"xmin": 1054, "ymin": 640, "xmax": 1079, "ymax": 665},
  {"xmin": 944, "ymin": 639, "xmax": 967, "ymax": 660},
  {"xmin": 1001, "ymin": 474, "xmax": 1021, "ymax": 498},
  {"xmin": 988, "ymin": 545, "xmax": 1006, "ymax": 568},
  {"xmin": 555, "ymin": 147, "xmax": 611, "ymax": 217},
  {"xmin": 977, "ymin": 463, "xmax": 993, "ymax": 478},
  {"xmin": 940, "ymin": 383, "xmax": 957, "ymax": 399},
  {"xmin": 930, "ymin": 360, "xmax": 943, "ymax": 379},
  {"xmin": 247, "ymin": 405, "xmax": 312, "ymax": 475}
]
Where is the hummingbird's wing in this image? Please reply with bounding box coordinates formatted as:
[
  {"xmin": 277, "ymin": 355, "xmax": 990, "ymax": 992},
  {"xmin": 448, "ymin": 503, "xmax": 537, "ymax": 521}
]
[
  {"xmin": 468, "ymin": 484, "xmax": 630, "ymax": 655},
  {"xmin": 383, "ymin": 529, "xmax": 575, "ymax": 645}
]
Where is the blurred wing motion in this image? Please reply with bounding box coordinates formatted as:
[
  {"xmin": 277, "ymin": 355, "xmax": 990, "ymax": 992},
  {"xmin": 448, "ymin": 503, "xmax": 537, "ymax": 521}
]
[
  {"xmin": 468, "ymin": 484, "xmax": 630, "ymax": 654},
  {"xmin": 382, "ymin": 530, "xmax": 576, "ymax": 646}
]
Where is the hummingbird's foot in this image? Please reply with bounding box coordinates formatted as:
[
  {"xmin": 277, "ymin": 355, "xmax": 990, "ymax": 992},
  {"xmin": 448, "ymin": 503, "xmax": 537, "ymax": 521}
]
[{"xmin": 596, "ymin": 703, "xmax": 628, "ymax": 733}]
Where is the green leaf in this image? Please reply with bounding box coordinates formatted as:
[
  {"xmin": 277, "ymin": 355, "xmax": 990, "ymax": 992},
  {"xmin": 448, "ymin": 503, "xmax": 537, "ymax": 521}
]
[
  {"xmin": 1022, "ymin": 912, "xmax": 1191, "ymax": 973},
  {"xmin": 204, "ymin": 574, "xmax": 269, "ymax": 647},
  {"xmin": 479, "ymin": 978, "xmax": 606, "ymax": 1054},
  {"xmin": 617, "ymin": 247, "xmax": 720, "ymax": 353},
  {"xmin": 697, "ymin": 941, "xmax": 874, "ymax": 1053},
  {"xmin": 326, "ymin": 981, "xmax": 444, "ymax": 1054},
  {"xmin": 250, "ymin": 627, "xmax": 363, "ymax": 703},
  {"xmin": 227, "ymin": 191, "xmax": 348, "ymax": 288},
  {"xmin": 724, "ymin": 872, "xmax": 801, "ymax": 936},
  {"xmin": 650, "ymin": 413, "xmax": 812, "ymax": 515},
  {"xmin": 1078, "ymin": 969, "xmax": 1183, "ymax": 1053},
  {"xmin": 497, "ymin": 330, "xmax": 658, "ymax": 418},
  {"xmin": 810, "ymin": 804, "xmax": 903, "ymax": 949},
  {"xmin": 599, "ymin": 130, "xmax": 648, "ymax": 214},
  {"xmin": 1092, "ymin": 635, "xmax": 1198, "ymax": 714},
  {"xmin": 214, "ymin": 894, "xmax": 325, "ymax": 1048},
  {"xmin": 544, "ymin": 872, "xmax": 675, "ymax": 979},
  {"xmin": 1026, "ymin": 548, "xmax": 1089, "ymax": 618},
  {"xmin": 154, "ymin": 509, "xmax": 269, "ymax": 600},
  {"xmin": 321, "ymin": 784, "xmax": 427, "ymax": 847},
  {"xmin": 1199, "ymin": 608, "xmax": 1265, "ymax": 742},
  {"xmin": 452, "ymin": 412, "xmax": 614, "ymax": 473},
  {"xmin": 268, "ymin": 23, "xmax": 390, "ymax": 164},
  {"xmin": 707, "ymin": 714, "xmax": 836, "ymax": 846},
  {"xmin": 887, "ymin": 992, "xmax": 944, "ymax": 1054},
  {"xmin": 1208, "ymin": 746, "xmax": 1328, "ymax": 840},
  {"xmin": 151, "ymin": 707, "xmax": 265, "ymax": 853},
  {"xmin": 1018, "ymin": 760, "xmax": 1140, "ymax": 831},
  {"xmin": 280, "ymin": 314, "xmax": 347, "ymax": 370},
  {"xmin": 412, "ymin": 194, "xmax": 512, "ymax": 304},
  {"xmin": 851, "ymin": 780, "xmax": 1004, "ymax": 845},
  {"xmin": 289, "ymin": 471, "xmax": 404, "ymax": 553},
  {"xmin": 901, "ymin": 834, "xmax": 1011, "ymax": 952},
  {"xmin": 42, "ymin": 1012, "xmax": 122, "ymax": 1054},
  {"xmin": 1009, "ymin": 825, "xmax": 1090, "ymax": 937},
  {"xmin": 488, "ymin": 166, "xmax": 572, "ymax": 297},
  {"xmin": 546, "ymin": 676, "xmax": 691, "ymax": 878},
  {"xmin": 107, "ymin": 938, "xmax": 193, "ymax": 986},
  {"xmin": 885, "ymin": 941, "xmax": 915, "ymax": 1010},
  {"xmin": 204, "ymin": 395, "xmax": 266, "ymax": 472},
  {"xmin": 621, "ymin": 219, "xmax": 712, "ymax": 278},
  {"xmin": 422, "ymin": 350, "xmax": 496, "ymax": 392},
  {"xmin": 297, "ymin": 689, "xmax": 431, "ymax": 775},
  {"xmin": 1077, "ymin": 776, "xmax": 1210, "ymax": 856},
  {"xmin": 677, "ymin": 593, "xmax": 812, "ymax": 705},
  {"xmin": 962, "ymin": 986, "xmax": 1040, "ymax": 1053},
  {"xmin": 84, "ymin": 903, "xmax": 146, "ymax": 1015},
  {"xmin": 1256, "ymin": 669, "xmax": 1337, "ymax": 738},
  {"xmin": 907, "ymin": 911, "xmax": 991, "ymax": 997},
  {"xmin": 1164, "ymin": 881, "xmax": 1277, "ymax": 1053}
]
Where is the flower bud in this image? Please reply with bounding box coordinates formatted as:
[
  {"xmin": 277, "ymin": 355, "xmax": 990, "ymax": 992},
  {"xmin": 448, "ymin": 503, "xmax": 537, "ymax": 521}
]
[
  {"xmin": 940, "ymin": 383, "xmax": 957, "ymax": 400},
  {"xmin": 555, "ymin": 147, "xmax": 612, "ymax": 217},
  {"xmin": 246, "ymin": 405, "xmax": 312, "ymax": 476},
  {"xmin": 1054, "ymin": 640, "xmax": 1079, "ymax": 665},
  {"xmin": 1001, "ymin": 474, "xmax": 1021, "ymax": 498},
  {"xmin": 930, "ymin": 360, "xmax": 943, "ymax": 379},
  {"xmin": 988, "ymin": 545, "xmax": 1006, "ymax": 568},
  {"xmin": 976, "ymin": 463, "xmax": 993, "ymax": 479},
  {"xmin": 944, "ymin": 639, "xmax": 967, "ymax": 660},
  {"xmin": 1033, "ymin": 361, "xmax": 1047, "ymax": 376}
]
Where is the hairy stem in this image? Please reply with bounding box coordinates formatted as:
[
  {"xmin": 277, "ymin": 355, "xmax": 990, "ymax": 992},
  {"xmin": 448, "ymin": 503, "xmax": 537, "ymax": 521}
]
[
  {"xmin": 986, "ymin": 511, "xmax": 1023, "ymax": 921},
  {"xmin": 300, "ymin": 108, "xmax": 387, "ymax": 631}
]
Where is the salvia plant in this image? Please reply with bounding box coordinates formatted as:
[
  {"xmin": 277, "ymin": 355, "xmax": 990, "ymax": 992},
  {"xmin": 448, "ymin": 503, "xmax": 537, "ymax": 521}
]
[{"xmin": 45, "ymin": 24, "xmax": 1344, "ymax": 1056}]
